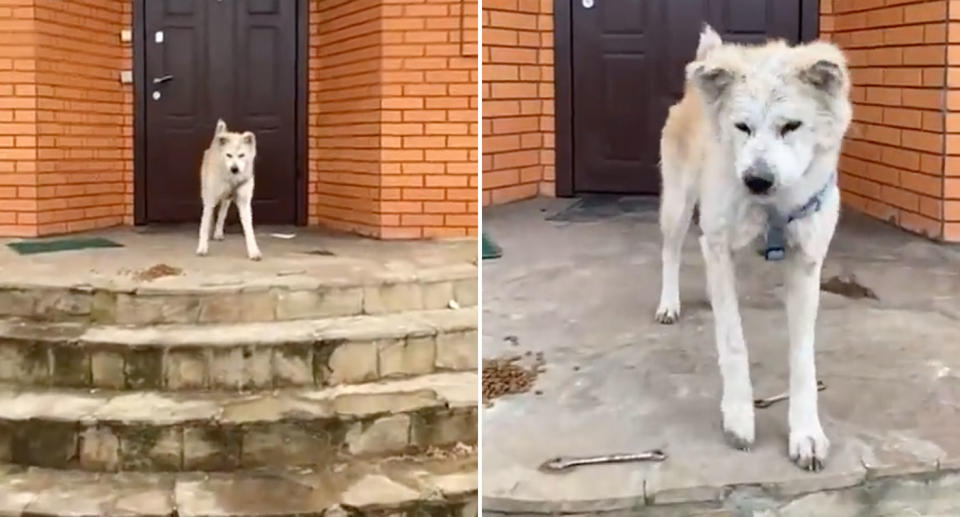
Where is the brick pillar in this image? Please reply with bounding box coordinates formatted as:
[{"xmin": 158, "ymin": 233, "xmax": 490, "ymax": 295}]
[
  {"xmin": 822, "ymin": 0, "xmax": 955, "ymax": 241},
  {"xmin": 0, "ymin": 1, "xmax": 39, "ymax": 237},
  {"xmin": 481, "ymin": 0, "xmax": 554, "ymax": 206},
  {"xmin": 0, "ymin": 0, "xmax": 129, "ymax": 237},
  {"xmin": 310, "ymin": 0, "xmax": 478, "ymax": 239}
]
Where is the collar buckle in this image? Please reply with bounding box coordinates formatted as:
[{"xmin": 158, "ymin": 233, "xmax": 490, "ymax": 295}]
[{"xmin": 762, "ymin": 173, "xmax": 835, "ymax": 261}]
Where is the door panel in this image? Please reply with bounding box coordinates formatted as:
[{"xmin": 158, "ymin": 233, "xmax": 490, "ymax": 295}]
[
  {"xmin": 571, "ymin": 0, "xmax": 802, "ymax": 194},
  {"xmin": 144, "ymin": 0, "xmax": 298, "ymax": 224},
  {"xmin": 233, "ymin": 0, "xmax": 298, "ymax": 223}
]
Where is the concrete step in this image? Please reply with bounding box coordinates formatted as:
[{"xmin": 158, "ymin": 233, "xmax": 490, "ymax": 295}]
[
  {"xmin": 0, "ymin": 264, "xmax": 477, "ymax": 324},
  {"xmin": 0, "ymin": 454, "xmax": 477, "ymax": 516},
  {"xmin": 0, "ymin": 372, "xmax": 477, "ymax": 472},
  {"xmin": 0, "ymin": 309, "xmax": 477, "ymax": 391}
]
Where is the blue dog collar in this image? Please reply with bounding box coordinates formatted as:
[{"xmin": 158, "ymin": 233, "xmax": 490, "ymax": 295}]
[{"xmin": 762, "ymin": 173, "xmax": 836, "ymax": 261}]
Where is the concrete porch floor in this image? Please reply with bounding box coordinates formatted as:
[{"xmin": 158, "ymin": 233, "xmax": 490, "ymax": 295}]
[
  {"xmin": 0, "ymin": 225, "xmax": 477, "ymax": 291},
  {"xmin": 481, "ymin": 198, "xmax": 960, "ymax": 515}
]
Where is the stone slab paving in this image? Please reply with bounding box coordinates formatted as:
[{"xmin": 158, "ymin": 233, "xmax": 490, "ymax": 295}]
[
  {"xmin": 0, "ymin": 308, "xmax": 477, "ymax": 390},
  {"xmin": 0, "ymin": 455, "xmax": 477, "ymax": 516},
  {"xmin": 0, "ymin": 372, "xmax": 477, "ymax": 472},
  {"xmin": 481, "ymin": 198, "xmax": 960, "ymax": 514},
  {"xmin": 0, "ymin": 227, "xmax": 477, "ymax": 324}
]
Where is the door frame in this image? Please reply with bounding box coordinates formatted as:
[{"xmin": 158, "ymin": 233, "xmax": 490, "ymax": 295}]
[
  {"xmin": 132, "ymin": 0, "xmax": 309, "ymax": 225},
  {"xmin": 553, "ymin": 0, "xmax": 821, "ymax": 197}
]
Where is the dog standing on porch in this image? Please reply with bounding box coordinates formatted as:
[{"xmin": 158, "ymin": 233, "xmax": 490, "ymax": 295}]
[
  {"xmin": 196, "ymin": 119, "xmax": 262, "ymax": 261},
  {"xmin": 654, "ymin": 26, "xmax": 851, "ymax": 471}
]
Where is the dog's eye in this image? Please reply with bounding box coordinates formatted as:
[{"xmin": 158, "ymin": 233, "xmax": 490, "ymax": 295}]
[
  {"xmin": 734, "ymin": 122, "xmax": 752, "ymax": 135},
  {"xmin": 238, "ymin": 154, "xmax": 245, "ymax": 158},
  {"xmin": 226, "ymin": 154, "xmax": 233, "ymax": 158},
  {"xmin": 780, "ymin": 120, "xmax": 802, "ymax": 136}
]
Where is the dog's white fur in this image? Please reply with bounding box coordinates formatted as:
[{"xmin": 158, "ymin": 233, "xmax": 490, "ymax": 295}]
[
  {"xmin": 196, "ymin": 119, "xmax": 262, "ymax": 261},
  {"xmin": 655, "ymin": 26, "xmax": 851, "ymax": 471}
]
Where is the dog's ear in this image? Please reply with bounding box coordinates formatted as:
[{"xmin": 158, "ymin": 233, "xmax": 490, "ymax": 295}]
[
  {"xmin": 799, "ymin": 59, "xmax": 844, "ymax": 96},
  {"xmin": 689, "ymin": 62, "xmax": 735, "ymax": 103},
  {"xmin": 215, "ymin": 119, "xmax": 227, "ymax": 135},
  {"xmin": 217, "ymin": 136, "xmax": 228, "ymax": 146},
  {"xmin": 696, "ymin": 24, "xmax": 722, "ymax": 60},
  {"xmin": 242, "ymin": 131, "xmax": 255, "ymax": 146}
]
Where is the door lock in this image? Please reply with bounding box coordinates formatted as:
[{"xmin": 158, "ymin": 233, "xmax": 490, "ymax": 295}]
[{"xmin": 582, "ymin": 0, "xmax": 594, "ymax": 8}]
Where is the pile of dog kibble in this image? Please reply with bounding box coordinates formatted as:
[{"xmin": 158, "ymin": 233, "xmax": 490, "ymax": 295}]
[{"xmin": 482, "ymin": 351, "xmax": 545, "ymax": 403}]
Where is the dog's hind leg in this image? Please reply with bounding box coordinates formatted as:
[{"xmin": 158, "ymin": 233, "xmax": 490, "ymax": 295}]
[
  {"xmin": 196, "ymin": 202, "xmax": 214, "ymax": 256},
  {"xmin": 213, "ymin": 198, "xmax": 231, "ymax": 241},
  {"xmin": 785, "ymin": 252, "xmax": 829, "ymax": 471},
  {"xmin": 235, "ymin": 186, "xmax": 262, "ymax": 261},
  {"xmin": 655, "ymin": 177, "xmax": 696, "ymax": 324},
  {"xmin": 700, "ymin": 234, "xmax": 754, "ymax": 451}
]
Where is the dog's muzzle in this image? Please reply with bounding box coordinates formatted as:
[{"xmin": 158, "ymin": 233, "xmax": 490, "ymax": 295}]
[
  {"xmin": 743, "ymin": 161, "xmax": 775, "ymax": 195},
  {"xmin": 230, "ymin": 166, "xmax": 239, "ymax": 174}
]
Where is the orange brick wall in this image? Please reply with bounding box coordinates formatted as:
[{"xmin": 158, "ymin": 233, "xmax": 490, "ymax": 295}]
[
  {"xmin": 0, "ymin": 0, "xmax": 39, "ymax": 237},
  {"xmin": 34, "ymin": 0, "xmax": 130, "ymax": 235},
  {"xmin": 822, "ymin": 0, "xmax": 951, "ymax": 240},
  {"xmin": 0, "ymin": 0, "xmax": 129, "ymax": 237},
  {"xmin": 310, "ymin": 0, "xmax": 385, "ymax": 237},
  {"xmin": 945, "ymin": 0, "xmax": 960, "ymax": 240},
  {"xmin": 0, "ymin": 0, "xmax": 476, "ymax": 239},
  {"xmin": 481, "ymin": 0, "xmax": 554, "ymax": 206},
  {"xmin": 310, "ymin": 0, "xmax": 479, "ymax": 239}
]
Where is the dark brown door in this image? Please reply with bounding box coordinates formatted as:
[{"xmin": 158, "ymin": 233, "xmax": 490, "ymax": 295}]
[
  {"xmin": 571, "ymin": 0, "xmax": 802, "ymax": 194},
  {"xmin": 143, "ymin": 0, "xmax": 298, "ymax": 223}
]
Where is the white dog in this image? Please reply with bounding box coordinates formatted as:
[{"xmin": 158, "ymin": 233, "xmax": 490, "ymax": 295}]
[
  {"xmin": 654, "ymin": 26, "xmax": 851, "ymax": 471},
  {"xmin": 196, "ymin": 119, "xmax": 262, "ymax": 261}
]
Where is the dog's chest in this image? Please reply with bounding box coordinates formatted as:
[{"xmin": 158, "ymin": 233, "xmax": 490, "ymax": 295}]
[{"xmin": 727, "ymin": 203, "xmax": 767, "ymax": 250}]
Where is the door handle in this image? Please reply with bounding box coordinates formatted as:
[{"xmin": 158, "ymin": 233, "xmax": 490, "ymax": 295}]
[{"xmin": 153, "ymin": 74, "xmax": 174, "ymax": 85}]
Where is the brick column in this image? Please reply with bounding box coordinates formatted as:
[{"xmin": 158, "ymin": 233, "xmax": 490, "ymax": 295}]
[
  {"xmin": 481, "ymin": 0, "xmax": 554, "ymax": 206},
  {"xmin": 822, "ymin": 0, "xmax": 955, "ymax": 241},
  {"xmin": 0, "ymin": 0, "xmax": 130, "ymax": 237},
  {"xmin": 310, "ymin": 0, "xmax": 478, "ymax": 239}
]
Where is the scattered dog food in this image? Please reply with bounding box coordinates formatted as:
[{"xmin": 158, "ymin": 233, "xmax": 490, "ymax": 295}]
[
  {"xmin": 503, "ymin": 335, "xmax": 519, "ymax": 346},
  {"xmin": 821, "ymin": 274, "xmax": 877, "ymax": 300},
  {"xmin": 482, "ymin": 353, "xmax": 546, "ymax": 404},
  {"xmin": 129, "ymin": 264, "xmax": 183, "ymax": 282}
]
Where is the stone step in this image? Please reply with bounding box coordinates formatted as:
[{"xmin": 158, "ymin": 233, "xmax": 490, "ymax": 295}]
[
  {"xmin": 0, "ymin": 265, "xmax": 477, "ymax": 324},
  {"xmin": 0, "ymin": 454, "xmax": 477, "ymax": 516},
  {"xmin": 0, "ymin": 372, "xmax": 477, "ymax": 472},
  {"xmin": 0, "ymin": 309, "xmax": 477, "ymax": 391}
]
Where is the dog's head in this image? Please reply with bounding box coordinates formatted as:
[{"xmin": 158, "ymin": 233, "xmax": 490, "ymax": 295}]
[
  {"xmin": 687, "ymin": 25, "xmax": 851, "ymax": 196},
  {"xmin": 213, "ymin": 119, "xmax": 257, "ymax": 176}
]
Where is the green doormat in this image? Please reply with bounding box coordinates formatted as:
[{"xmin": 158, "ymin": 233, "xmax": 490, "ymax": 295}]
[
  {"xmin": 7, "ymin": 237, "xmax": 124, "ymax": 255},
  {"xmin": 482, "ymin": 232, "xmax": 502, "ymax": 260}
]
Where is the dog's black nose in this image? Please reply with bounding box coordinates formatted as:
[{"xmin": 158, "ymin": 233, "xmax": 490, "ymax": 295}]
[
  {"xmin": 744, "ymin": 175, "xmax": 773, "ymax": 194},
  {"xmin": 230, "ymin": 166, "xmax": 239, "ymax": 174}
]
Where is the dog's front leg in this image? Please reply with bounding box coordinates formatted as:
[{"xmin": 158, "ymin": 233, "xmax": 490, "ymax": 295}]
[
  {"xmin": 235, "ymin": 189, "xmax": 262, "ymax": 261},
  {"xmin": 213, "ymin": 199, "xmax": 231, "ymax": 241},
  {"xmin": 196, "ymin": 202, "xmax": 214, "ymax": 256},
  {"xmin": 785, "ymin": 253, "xmax": 829, "ymax": 471},
  {"xmin": 700, "ymin": 234, "xmax": 754, "ymax": 450}
]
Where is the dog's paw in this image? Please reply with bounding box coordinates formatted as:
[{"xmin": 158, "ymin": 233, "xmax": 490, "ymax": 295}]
[
  {"xmin": 789, "ymin": 427, "xmax": 829, "ymax": 472},
  {"xmin": 196, "ymin": 246, "xmax": 208, "ymax": 257},
  {"xmin": 722, "ymin": 403, "xmax": 755, "ymax": 451},
  {"xmin": 654, "ymin": 304, "xmax": 680, "ymax": 324},
  {"xmin": 212, "ymin": 232, "xmax": 224, "ymax": 241},
  {"xmin": 248, "ymin": 251, "xmax": 262, "ymax": 261}
]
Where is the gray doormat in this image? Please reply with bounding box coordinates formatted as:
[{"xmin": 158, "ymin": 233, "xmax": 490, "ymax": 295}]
[{"xmin": 546, "ymin": 195, "xmax": 660, "ymax": 222}]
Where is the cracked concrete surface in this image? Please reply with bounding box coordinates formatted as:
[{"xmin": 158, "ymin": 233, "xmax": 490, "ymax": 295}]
[{"xmin": 481, "ymin": 198, "xmax": 960, "ymax": 515}]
